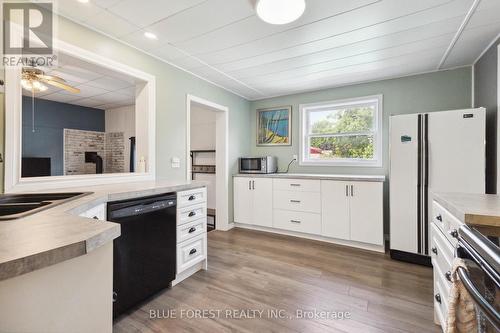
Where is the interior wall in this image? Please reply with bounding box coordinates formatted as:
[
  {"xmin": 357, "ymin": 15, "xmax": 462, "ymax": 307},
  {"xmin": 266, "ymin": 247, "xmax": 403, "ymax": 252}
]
[
  {"xmin": 105, "ymin": 105, "xmax": 135, "ymax": 172},
  {"xmin": 250, "ymin": 67, "xmax": 472, "ymax": 230},
  {"xmin": 0, "ymin": 92, "xmax": 4, "ymax": 193},
  {"xmin": 0, "ymin": 15, "xmax": 251, "ymax": 221},
  {"xmin": 474, "ymin": 36, "xmax": 499, "ymax": 194},
  {"xmin": 190, "ymin": 104, "xmax": 217, "ymax": 210},
  {"xmin": 22, "ymin": 96, "xmax": 105, "ymax": 176}
]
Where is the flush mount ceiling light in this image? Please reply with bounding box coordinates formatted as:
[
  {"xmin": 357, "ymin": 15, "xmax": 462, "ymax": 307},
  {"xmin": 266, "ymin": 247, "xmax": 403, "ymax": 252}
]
[
  {"xmin": 256, "ymin": 0, "xmax": 306, "ymax": 25},
  {"xmin": 144, "ymin": 31, "xmax": 158, "ymax": 40},
  {"xmin": 77, "ymin": 0, "xmax": 89, "ymax": 3}
]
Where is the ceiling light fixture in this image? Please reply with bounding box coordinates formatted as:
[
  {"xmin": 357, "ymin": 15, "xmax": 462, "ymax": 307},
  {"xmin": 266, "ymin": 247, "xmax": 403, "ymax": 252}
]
[
  {"xmin": 77, "ymin": 0, "xmax": 90, "ymax": 3},
  {"xmin": 144, "ymin": 32, "xmax": 158, "ymax": 40},
  {"xmin": 256, "ymin": 0, "xmax": 306, "ymax": 25}
]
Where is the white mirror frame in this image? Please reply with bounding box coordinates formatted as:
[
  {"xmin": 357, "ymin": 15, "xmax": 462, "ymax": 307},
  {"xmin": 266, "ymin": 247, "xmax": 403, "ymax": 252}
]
[{"xmin": 4, "ymin": 39, "xmax": 156, "ymax": 193}]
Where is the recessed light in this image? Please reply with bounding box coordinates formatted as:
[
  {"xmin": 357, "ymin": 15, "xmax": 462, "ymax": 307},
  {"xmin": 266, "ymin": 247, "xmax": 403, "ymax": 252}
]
[
  {"xmin": 77, "ymin": 0, "xmax": 89, "ymax": 3},
  {"xmin": 256, "ymin": 0, "xmax": 306, "ymax": 25},
  {"xmin": 144, "ymin": 32, "xmax": 158, "ymax": 40}
]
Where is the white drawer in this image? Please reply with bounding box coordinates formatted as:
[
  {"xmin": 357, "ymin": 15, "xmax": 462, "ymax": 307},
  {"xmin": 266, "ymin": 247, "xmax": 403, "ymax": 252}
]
[
  {"xmin": 434, "ymin": 273, "xmax": 449, "ymax": 331},
  {"xmin": 80, "ymin": 203, "xmax": 106, "ymax": 220},
  {"xmin": 431, "ymin": 223, "xmax": 454, "ymax": 273},
  {"xmin": 273, "ymin": 179, "xmax": 320, "ymax": 192},
  {"xmin": 177, "ymin": 218, "xmax": 206, "ymax": 244},
  {"xmin": 273, "ymin": 209, "xmax": 321, "ymax": 235},
  {"xmin": 177, "ymin": 234, "xmax": 207, "ymax": 274},
  {"xmin": 177, "ymin": 188, "xmax": 207, "ymax": 208},
  {"xmin": 432, "ymin": 201, "xmax": 462, "ymax": 247},
  {"xmin": 177, "ymin": 203, "xmax": 206, "ymax": 226},
  {"xmin": 273, "ymin": 190, "xmax": 321, "ymax": 213}
]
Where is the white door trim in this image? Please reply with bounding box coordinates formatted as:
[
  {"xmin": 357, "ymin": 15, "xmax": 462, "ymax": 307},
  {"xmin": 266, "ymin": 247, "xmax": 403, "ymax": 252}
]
[{"xmin": 186, "ymin": 94, "xmax": 229, "ymax": 231}]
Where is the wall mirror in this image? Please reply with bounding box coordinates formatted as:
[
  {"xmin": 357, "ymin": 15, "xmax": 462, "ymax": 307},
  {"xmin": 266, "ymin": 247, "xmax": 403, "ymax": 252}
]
[{"xmin": 4, "ymin": 41, "xmax": 155, "ymax": 192}]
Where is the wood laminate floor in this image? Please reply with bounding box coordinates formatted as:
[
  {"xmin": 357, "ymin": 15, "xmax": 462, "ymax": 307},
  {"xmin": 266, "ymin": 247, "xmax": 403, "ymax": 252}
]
[{"xmin": 114, "ymin": 228, "xmax": 440, "ymax": 333}]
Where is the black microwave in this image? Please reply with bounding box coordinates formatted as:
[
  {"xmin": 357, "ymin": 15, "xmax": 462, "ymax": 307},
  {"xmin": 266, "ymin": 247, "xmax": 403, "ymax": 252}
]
[{"xmin": 239, "ymin": 156, "xmax": 277, "ymax": 174}]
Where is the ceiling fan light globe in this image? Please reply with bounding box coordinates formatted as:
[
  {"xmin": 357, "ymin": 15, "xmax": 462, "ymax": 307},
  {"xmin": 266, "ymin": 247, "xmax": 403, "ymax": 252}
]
[{"xmin": 256, "ymin": 0, "xmax": 306, "ymax": 25}]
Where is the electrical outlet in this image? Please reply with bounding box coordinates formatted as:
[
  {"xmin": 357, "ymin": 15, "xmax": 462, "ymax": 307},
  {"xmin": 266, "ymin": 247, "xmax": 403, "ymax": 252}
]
[{"xmin": 293, "ymin": 154, "xmax": 298, "ymax": 161}]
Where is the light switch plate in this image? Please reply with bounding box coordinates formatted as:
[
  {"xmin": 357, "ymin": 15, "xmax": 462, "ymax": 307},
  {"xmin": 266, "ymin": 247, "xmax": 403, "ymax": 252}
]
[{"xmin": 171, "ymin": 157, "xmax": 180, "ymax": 168}]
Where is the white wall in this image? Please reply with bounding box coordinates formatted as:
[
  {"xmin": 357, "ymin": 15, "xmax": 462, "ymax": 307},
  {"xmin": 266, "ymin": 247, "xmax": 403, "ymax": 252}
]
[
  {"xmin": 105, "ymin": 105, "xmax": 135, "ymax": 172},
  {"xmin": 190, "ymin": 104, "xmax": 216, "ymax": 210}
]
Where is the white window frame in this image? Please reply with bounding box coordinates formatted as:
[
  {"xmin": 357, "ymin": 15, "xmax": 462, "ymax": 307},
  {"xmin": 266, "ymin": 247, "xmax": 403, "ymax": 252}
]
[{"xmin": 299, "ymin": 95, "xmax": 383, "ymax": 167}]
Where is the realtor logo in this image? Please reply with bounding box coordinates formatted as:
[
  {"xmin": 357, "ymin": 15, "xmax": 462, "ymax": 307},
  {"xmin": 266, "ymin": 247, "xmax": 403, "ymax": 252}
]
[{"xmin": 2, "ymin": 1, "xmax": 56, "ymax": 66}]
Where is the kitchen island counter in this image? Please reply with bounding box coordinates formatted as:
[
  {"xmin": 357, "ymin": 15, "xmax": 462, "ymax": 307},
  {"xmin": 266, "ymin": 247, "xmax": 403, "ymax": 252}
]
[{"xmin": 0, "ymin": 180, "xmax": 207, "ymax": 281}]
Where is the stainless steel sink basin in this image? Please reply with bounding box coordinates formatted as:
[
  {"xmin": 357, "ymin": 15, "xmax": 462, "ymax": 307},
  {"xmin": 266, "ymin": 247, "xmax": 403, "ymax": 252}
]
[
  {"xmin": 0, "ymin": 192, "xmax": 91, "ymax": 220},
  {"xmin": 0, "ymin": 192, "xmax": 87, "ymax": 204}
]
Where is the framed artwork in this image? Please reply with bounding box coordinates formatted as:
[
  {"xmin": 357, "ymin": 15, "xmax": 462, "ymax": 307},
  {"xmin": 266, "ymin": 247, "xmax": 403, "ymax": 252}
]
[{"xmin": 256, "ymin": 106, "xmax": 292, "ymax": 146}]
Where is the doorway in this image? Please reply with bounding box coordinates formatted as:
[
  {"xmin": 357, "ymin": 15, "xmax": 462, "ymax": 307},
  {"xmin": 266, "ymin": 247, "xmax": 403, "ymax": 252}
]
[{"xmin": 186, "ymin": 95, "xmax": 229, "ymax": 231}]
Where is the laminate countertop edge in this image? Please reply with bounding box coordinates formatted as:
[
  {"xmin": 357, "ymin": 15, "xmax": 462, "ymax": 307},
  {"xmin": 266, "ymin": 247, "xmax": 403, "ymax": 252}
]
[
  {"xmin": 0, "ymin": 180, "xmax": 208, "ymax": 281},
  {"xmin": 432, "ymin": 192, "xmax": 500, "ymax": 229},
  {"xmin": 233, "ymin": 173, "xmax": 386, "ymax": 182}
]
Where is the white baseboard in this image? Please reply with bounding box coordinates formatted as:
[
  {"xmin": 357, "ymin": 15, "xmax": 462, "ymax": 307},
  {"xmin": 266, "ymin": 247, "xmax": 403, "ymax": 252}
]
[
  {"xmin": 233, "ymin": 222, "xmax": 386, "ymax": 253},
  {"xmin": 172, "ymin": 260, "xmax": 206, "ymax": 286}
]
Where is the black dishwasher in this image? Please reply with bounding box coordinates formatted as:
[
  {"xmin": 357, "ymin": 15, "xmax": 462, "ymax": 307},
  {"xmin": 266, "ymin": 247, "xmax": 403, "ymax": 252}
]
[{"xmin": 107, "ymin": 193, "xmax": 176, "ymax": 318}]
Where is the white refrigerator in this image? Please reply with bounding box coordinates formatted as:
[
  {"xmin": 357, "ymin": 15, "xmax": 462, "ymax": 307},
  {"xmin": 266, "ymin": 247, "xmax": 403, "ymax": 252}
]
[{"xmin": 389, "ymin": 108, "xmax": 486, "ymax": 264}]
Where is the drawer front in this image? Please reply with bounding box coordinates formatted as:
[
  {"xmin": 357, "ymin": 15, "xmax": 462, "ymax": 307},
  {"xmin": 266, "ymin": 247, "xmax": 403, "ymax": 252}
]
[
  {"xmin": 273, "ymin": 209, "xmax": 321, "ymax": 235},
  {"xmin": 177, "ymin": 203, "xmax": 206, "ymax": 226},
  {"xmin": 434, "ymin": 257, "xmax": 452, "ymax": 301},
  {"xmin": 432, "ymin": 201, "xmax": 447, "ymax": 235},
  {"xmin": 273, "ymin": 179, "xmax": 320, "ymax": 192},
  {"xmin": 178, "ymin": 187, "xmax": 207, "ymax": 208},
  {"xmin": 177, "ymin": 218, "xmax": 206, "ymax": 244},
  {"xmin": 432, "ymin": 200, "xmax": 463, "ymax": 246},
  {"xmin": 80, "ymin": 204, "xmax": 106, "ymax": 220},
  {"xmin": 444, "ymin": 212, "xmax": 462, "ymax": 247},
  {"xmin": 177, "ymin": 234, "xmax": 207, "ymax": 273},
  {"xmin": 431, "ymin": 223, "xmax": 454, "ymax": 275},
  {"xmin": 273, "ymin": 190, "xmax": 321, "ymax": 213},
  {"xmin": 434, "ymin": 274, "xmax": 449, "ymax": 331}
]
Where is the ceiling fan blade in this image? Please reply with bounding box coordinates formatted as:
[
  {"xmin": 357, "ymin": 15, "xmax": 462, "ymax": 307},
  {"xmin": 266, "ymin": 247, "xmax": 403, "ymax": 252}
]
[
  {"xmin": 40, "ymin": 78, "xmax": 80, "ymax": 93},
  {"xmin": 38, "ymin": 74, "xmax": 66, "ymax": 82}
]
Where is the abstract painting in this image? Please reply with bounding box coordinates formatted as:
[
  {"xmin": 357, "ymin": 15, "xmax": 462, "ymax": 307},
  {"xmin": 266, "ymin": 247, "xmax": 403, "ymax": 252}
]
[{"xmin": 257, "ymin": 106, "xmax": 292, "ymax": 146}]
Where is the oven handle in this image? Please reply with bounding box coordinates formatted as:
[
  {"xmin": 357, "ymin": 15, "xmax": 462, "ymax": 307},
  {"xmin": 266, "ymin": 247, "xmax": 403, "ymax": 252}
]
[{"xmin": 457, "ymin": 266, "xmax": 500, "ymax": 330}]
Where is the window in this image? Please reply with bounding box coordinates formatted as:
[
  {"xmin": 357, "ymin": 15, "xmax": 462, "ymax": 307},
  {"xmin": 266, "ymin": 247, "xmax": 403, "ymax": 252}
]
[{"xmin": 300, "ymin": 95, "xmax": 382, "ymax": 167}]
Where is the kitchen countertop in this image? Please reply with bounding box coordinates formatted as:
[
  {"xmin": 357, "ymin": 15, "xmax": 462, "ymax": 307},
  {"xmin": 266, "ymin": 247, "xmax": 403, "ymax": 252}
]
[
  {"xmin": 433, "ymin": 192, "xmax": 500, "ymax": 230},
  {"xmin": 0, "ymin": 180, "xmax": 207, "ymax": 281},
  {"xmin": 234, "ymin": 173, "xmax": 386, "ymax": 182}
]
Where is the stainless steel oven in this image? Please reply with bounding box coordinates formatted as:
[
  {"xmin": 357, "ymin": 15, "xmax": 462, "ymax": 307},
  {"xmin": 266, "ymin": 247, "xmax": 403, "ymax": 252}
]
[
  {"xmin": 456, "ymin": 225, "xmax": 500, "ymax": 332},
  {"xmin": 239, "ymin": 156, "xmax": 277, "ymax": 174}
]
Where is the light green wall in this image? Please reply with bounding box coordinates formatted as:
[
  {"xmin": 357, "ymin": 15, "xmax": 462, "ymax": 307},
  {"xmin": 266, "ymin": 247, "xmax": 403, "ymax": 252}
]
[
  {"xmin": 0, "ymin": 92, "xmax": 3, "ymax": 194},
  {"xmin": 38, "ymin": 17, "xmax": 251, "ymax": 220},
  {"xmin": 250, "ymin": 67, "xmax": 472, "ymax": 229}
]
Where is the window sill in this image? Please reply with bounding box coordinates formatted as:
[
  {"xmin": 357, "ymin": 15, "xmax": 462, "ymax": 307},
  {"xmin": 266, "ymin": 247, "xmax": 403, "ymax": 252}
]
[{"xmin": 299, "ymin": 159, "xmax": 382, "ymax": 168}]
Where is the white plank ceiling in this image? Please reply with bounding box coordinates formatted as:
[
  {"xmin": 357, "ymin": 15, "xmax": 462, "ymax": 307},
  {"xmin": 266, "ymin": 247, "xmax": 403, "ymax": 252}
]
[
  {"xmin": 23, "ymin": 52, "xmax": 138, "ymax": 109},
  {"xmin": 49, "ymin": 0, "xmax": 500, "ymax": 100}
]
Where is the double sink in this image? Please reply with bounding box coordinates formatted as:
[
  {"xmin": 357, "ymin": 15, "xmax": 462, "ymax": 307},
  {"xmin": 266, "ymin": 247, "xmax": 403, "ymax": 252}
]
[{"xmin": 0, "ymin": 192, "xmax": 90, "ymax": 220}]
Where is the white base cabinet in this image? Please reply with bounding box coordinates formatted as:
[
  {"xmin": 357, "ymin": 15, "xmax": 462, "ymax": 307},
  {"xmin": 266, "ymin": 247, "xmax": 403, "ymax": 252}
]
[
  {"xmin": 233, "ymin": 177, "xmax": 273, "ymax": 227},
  {"xmin": 234, "ymin": 176, "xmax": 384, "ymax": 252}
]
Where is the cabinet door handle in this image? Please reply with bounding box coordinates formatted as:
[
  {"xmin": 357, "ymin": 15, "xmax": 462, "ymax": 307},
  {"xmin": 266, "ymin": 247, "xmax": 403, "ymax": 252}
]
[
  {"xmin": 345, "ymin": 185, "xmax": 348, "ymax": 197},
  {"xmin": 188, "ymin": 195, "xmax": 196, "ymax": 201},
  {"xmin": 93, "ymin": 216, "xmax": 99, "ymax": 220},
  {"xmin": 434, "ymin": 293, "xmax": 441, "ymax": 304},
  {"xmin": 445, "ymin": 271, "xmax": 452, "ymax": 282},
  {"xmin": 249, "ymin": 181, "xmax": 251, "ymax": 190},
  {"xmin": 350, "ymin": 185, "xmax": 354, "ymax": 196},
  {"xmin": 112, "ymin": 291, "xmax": 117, "ymax": 303},
  {"xmin": 290, "ymin": 220, "xmax": 301, "ymax": 224},
  {"xmin": 449, "ymin": 229, "xmax": 458, "ymax": 238},
  {"xmin": 188, "ymin": 227, "xmax": 196, "ymax": 233},
  {"xmin": 252, "ymin": 180, "xmax": 255, "ymax": 190},
  {"xmin": 431, "ymin": 247, "xmax": 438, "ymax": 255},
  {"xmin": 290, "ymin": 200, "xmax": 301, "ymax": 203},
  {"xmin": 436, "ymin": 214, "xmax": 442, "ymax": 222},
  {"xmin": 188, "ymin": 211, "xmax": 196, "ymax": 217},
  {"xmin": 189, "ymin": 248, "xmax": 197, "ymax": 255}
]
